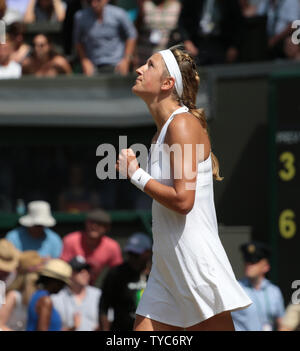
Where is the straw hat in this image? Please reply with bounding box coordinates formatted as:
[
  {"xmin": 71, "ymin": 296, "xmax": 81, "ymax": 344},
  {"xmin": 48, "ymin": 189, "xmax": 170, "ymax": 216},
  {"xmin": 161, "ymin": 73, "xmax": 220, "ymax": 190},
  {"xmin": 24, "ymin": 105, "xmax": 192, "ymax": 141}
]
[
  {"xmin": 39, "ymin": 259, "xmax": 72, "ymax": 285},
  {"xmin": 19, "ymin": 201, "xmax": 56, "ymax": 228},
  {"xmin": 0, "ymin": 239, "xmax": 20, "ymax": 272},
  {"xmin": 18, "ymin": 251, "xmax": 44, "ymax": 273}
]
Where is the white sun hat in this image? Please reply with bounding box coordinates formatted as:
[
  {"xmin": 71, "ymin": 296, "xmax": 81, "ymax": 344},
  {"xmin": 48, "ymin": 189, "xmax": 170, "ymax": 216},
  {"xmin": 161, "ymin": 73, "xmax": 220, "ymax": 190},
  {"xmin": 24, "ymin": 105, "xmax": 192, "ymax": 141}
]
[{"xmin": 19, "ymin": 201, "xmax": 56, "ymax": 228}]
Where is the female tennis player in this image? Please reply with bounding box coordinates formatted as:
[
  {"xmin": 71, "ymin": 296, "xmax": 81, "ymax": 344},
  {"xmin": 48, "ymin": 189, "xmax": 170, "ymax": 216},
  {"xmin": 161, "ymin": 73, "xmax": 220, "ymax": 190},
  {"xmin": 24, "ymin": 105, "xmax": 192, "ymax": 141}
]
[{"xmin": 116, "ymin": 46, "xmax": 252, "ymax": 331}]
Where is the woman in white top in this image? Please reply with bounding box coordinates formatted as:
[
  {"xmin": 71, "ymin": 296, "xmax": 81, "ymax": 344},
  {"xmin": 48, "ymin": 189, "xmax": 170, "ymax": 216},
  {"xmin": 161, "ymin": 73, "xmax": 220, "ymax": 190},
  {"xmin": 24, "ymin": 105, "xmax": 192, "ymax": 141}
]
[
  {"xmin": 116, "ymin": 46, "xmax": 252, "ymax": 331},
  {"xmin": 0, "ymin": 251, "xmax": 43, "ymax": 331}
]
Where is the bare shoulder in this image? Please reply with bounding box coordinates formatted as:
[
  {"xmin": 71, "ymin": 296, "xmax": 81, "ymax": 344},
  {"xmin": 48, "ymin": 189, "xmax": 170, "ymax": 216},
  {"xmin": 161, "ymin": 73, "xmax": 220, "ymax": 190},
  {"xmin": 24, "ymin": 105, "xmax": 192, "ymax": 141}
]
[
  {"xmin": 35, "ymin": 295, "xmax": 52, "ymax": 316},
  {"xmin": 36, "ymin": 295, "xmax": 52, "ymax": 309},
  {"xmin": 52, "ymin": 55, "xmax": 68, "ymax": 65},
  {"xmin": 165, "ymin": 112, "xmax": 211, "ymax": 159},
  {"xmin": 166, "ymin": 112, "xmax": 206, "ymax": 140}
]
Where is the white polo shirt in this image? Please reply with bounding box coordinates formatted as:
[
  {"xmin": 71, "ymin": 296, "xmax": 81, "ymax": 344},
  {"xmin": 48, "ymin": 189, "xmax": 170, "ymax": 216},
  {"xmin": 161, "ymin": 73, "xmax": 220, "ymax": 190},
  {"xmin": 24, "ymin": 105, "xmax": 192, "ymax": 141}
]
[
  {"xmin": 51, "ymin": 286, "xmax": 101, "ymax": 331},
  {"xmin": 0, "ymin": 61, "xmax": 22, "ymax": 79}
]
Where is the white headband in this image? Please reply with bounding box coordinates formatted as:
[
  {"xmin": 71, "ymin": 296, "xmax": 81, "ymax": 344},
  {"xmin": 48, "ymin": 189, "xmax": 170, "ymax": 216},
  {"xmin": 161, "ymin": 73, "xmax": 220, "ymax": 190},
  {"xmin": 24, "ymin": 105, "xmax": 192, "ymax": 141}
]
[{"xmin": 159, "ymin": 49, "xmax": 183, "ymax": 98}]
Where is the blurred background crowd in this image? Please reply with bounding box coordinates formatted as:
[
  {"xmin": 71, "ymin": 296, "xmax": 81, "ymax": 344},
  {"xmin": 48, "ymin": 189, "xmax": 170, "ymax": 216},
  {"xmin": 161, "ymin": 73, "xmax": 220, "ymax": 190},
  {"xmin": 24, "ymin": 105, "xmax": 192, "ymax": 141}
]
[
  {"xmin": 0, "ymin": 0, "xmax": 300, "ymax": 214},
  {"xmin": 0, "ymin": 203, "xmax": 154, "ymax": 331},
  {"xmin": 0, "ymin": 0, "xmax": 300, "ymax": 332},
  {"xmin": 0, "ymin": 201, "xmax": 300, "ymax": 331},
  {"xmin": 0, "ymin": 0, "xmax": 300, "ymax": 80}
]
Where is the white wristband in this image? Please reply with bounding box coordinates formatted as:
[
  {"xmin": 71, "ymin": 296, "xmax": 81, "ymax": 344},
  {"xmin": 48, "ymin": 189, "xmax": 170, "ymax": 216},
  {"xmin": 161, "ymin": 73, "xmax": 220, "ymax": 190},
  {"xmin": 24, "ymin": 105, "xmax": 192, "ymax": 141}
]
[{"xmin": 130, "ymin": 168, "xmax": 153, "ymax": 192}]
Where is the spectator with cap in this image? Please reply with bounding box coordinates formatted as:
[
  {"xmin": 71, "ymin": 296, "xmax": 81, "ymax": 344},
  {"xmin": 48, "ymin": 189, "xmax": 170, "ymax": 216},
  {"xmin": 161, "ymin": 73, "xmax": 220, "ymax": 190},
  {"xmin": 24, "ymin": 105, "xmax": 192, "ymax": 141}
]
[
  {"xmin": 6, "ymin": 200, "xmax": 63, "ymax": 259},
  {"xmin": 73, "ymin": 0, "xmax": 137, "ymax": 76},
  {"xmin": 0, "ymin": 239, "xmax": 20, "ymax": 288},
  {"xmin": 60, "ymin": 209, "xmax": 123, "ymax": 285},
  {"xmin": 99, "ymin": 232, "xmax": 152, "ymax": 331},
  {"xmin": 0, "ymin": 250, "xmax": 43, "ymax": 331},
  {"xmin": 26, "ymin": 258, "xmax": 72, "ymax": 331},
  {"xmin": 51, "ymin": 255, "xmax": 101, "ymax": 331},
  {"xmin": 231, "ymin": 241, "xmax": 285, "ymax": 331}
]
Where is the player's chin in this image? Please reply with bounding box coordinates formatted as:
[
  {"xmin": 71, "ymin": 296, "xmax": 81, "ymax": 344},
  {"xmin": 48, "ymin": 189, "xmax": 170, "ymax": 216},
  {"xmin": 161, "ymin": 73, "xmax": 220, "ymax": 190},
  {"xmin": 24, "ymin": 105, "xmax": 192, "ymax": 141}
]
[{"xmin": 132, "ymin": 84, "xmax": 142, "ymax": 96}]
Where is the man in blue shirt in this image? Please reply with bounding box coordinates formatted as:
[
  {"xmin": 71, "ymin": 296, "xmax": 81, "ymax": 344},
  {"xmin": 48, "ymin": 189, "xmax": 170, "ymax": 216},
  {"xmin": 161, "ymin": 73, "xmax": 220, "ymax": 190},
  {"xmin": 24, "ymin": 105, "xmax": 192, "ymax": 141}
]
[
  {"xmin": 231, "ymin": 241, "xmax": 285, "ymax": 331},
  {"xmin": 6, "ymin": 201, "xmax": 62, "ymax": 258},
  {"xmin": 73, "ymin": 0, "xmax": 137, "ymax": 76}
]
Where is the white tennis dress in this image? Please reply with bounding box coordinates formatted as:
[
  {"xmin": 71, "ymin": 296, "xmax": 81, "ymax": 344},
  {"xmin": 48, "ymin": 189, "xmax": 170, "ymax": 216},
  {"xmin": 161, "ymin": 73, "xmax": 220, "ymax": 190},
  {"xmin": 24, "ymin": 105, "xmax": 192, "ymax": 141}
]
[{"xmin": 135, "ymin": 106, "xmax": 252, "ymax": 327}]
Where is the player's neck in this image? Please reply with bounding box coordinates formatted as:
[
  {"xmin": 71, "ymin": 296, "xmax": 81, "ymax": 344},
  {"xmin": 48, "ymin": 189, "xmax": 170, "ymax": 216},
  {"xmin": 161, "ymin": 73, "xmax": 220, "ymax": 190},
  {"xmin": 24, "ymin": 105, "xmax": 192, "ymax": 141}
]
[{"xmin": 147, "ymin": 99, "xmax": 181, "ymax": 133}]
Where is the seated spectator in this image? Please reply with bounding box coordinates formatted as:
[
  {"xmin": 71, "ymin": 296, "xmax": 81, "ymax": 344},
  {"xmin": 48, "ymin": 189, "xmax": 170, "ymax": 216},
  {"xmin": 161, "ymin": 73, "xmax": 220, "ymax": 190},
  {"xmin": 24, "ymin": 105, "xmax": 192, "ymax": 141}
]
[
  {"xmin": 256, "ymin": 0, "xmax": 300, "ymax": 59},
  {"xmin": 58, "ymin": 164, "xmax": 101, "ymax": 213},
  {"xmin": 22, "ymin": 33, "xmax": 72, "ymax": 76},
  {"xmin": 284, "ymin": 35, "xmax": 300, "ymax": 61},
  {"xmin": 24, "ymin": 0, "xmax": 66, "ymax": 23},
  {"xmin": 231, "ymin": 241, "xmax": 285, "ymax": 331},
  {"xmin": 26, "ymin": 259, "xmax": 72, "ymax": 331},
  {"xmin": 135, "ymin": 0, "xmax": 181, "ymax": 67},
  {"xmin": 60, "ymin": 209, "xmax": 123, "ymax": 285},
  {"xmin": 6, "ymin": 200, "xmax": 63, "ymax": 258},
  {"xmin": 0, "ymin": 34, "xmax": 22, "ymax": 79},
  {"xmin": 3, "ymin": 0, "xmax": 30, "ymax": 24},
  {"xmin": 99, "ymin": 232, "xmax": 152, "ymax": 331},
  {"xmin": 7, "ymin": 22, "xmax": 31, "ymax": 64},
  {"xmin": 178, "ymin": 0, "xmax": 244, "ymax": 65},
  {"xmin": 73, "ymin": 0, "xmax": 137, "ymax": 76},
  {"xmin": 0, "ymin": 239, "xmax": 20, "ymax": 288},
  {"xmin": 51, "ymin": 256, "xmax": 101, "ymax": 331},
  {"xmin": 0, "ymin": 251, "xmax": 43, "ymax": 331}
]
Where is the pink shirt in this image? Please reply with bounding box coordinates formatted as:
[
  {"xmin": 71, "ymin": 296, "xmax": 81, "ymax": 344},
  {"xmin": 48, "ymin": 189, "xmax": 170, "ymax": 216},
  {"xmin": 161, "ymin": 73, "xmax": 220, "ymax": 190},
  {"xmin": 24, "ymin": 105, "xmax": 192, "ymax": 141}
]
[{"xmin": 60, "ymin": 231, "xmax": 123, "ymax": 284}]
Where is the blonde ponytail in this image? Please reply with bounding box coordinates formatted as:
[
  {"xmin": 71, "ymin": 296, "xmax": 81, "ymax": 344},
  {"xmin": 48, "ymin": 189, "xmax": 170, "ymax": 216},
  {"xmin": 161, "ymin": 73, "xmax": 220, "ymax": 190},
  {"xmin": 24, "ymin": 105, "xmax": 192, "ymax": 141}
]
[{"xmin": 170, "ymin": 46, "xmax": 223, "ymax": 181}]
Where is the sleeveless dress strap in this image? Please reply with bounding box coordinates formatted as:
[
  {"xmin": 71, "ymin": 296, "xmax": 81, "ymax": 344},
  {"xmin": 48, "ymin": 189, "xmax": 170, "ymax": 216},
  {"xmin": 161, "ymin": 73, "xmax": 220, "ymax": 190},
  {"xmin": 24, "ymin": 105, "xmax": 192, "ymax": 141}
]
[{"xmin": 157, "ymin": 105, "xmax": 189, "ymax": 144}]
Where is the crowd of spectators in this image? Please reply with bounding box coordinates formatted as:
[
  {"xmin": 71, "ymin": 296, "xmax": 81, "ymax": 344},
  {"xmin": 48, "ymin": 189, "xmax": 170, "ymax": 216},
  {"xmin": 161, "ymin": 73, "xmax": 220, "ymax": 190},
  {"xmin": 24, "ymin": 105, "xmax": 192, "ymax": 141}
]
[
  {"xmin": 0, "ymin": 201, "xmax": 153, "ymax": 331},
  {"xmin": 1, "ymin": 0, "xmax": 300, "ymax": 79},
  {"xmin": 0, "ymin": 203, "xmax": 299, "ymax": 331}
]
